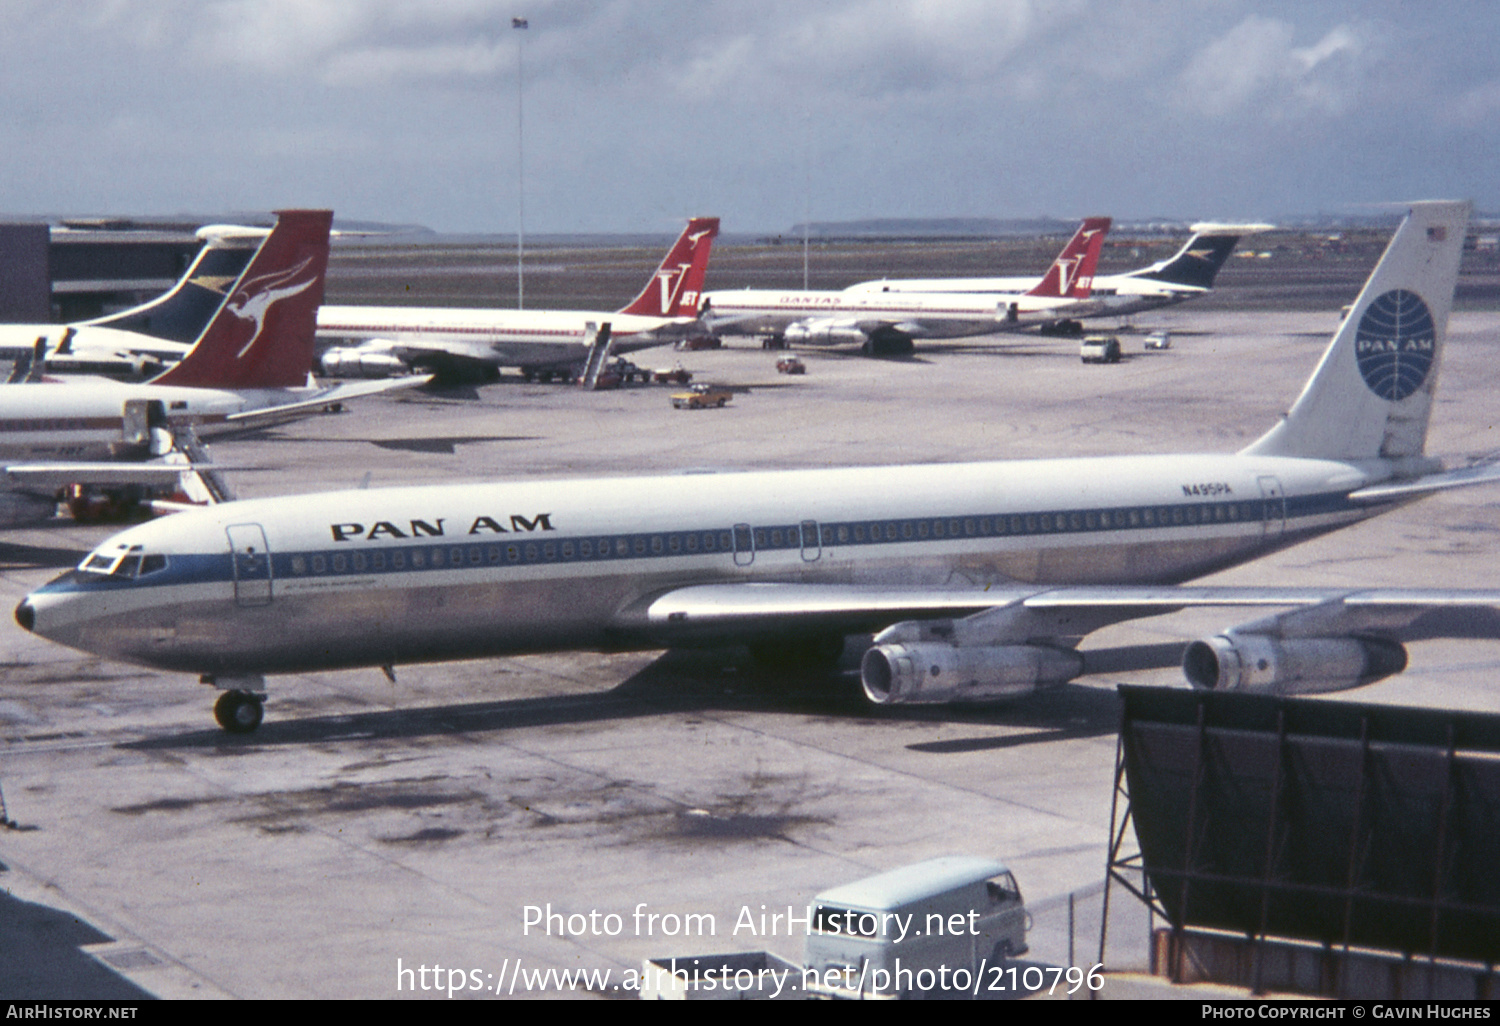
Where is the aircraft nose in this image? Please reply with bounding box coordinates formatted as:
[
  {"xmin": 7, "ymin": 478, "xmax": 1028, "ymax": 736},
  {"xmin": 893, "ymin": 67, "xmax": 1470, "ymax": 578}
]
[{"xmin": 14, "ymin": 599, "xmax": 34, "ymax": 633}]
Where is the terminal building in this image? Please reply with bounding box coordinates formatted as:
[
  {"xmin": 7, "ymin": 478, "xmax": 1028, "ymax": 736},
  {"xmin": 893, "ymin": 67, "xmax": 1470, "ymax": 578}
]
[{"xmin": 0, "ymin": 218, "xmax": 250, "ymax": 323}]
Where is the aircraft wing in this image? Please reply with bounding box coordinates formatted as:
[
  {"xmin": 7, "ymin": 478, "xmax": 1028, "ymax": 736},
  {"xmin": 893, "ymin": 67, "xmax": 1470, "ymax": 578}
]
[
  {"xmin": 3, "ymin": 461, "xmax": 218, "ymax": 491},
  {"xmin": 629, "ymin": 581, "xmax": 1500, "ymax": 636},
  {"xmin": 225, "ymin": 374, "xmax": 432, "ymax": 426},
  {"xmin": 625, "ymin": 582, "xmax": 1011, "ymax": 637},
  {"xmin": 621, "ymin": 581, "xmax": 1500, "ymax": 700}
]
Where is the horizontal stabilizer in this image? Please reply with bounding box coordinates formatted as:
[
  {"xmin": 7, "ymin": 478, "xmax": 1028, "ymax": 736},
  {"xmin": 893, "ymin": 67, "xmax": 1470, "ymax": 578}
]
[
  {"xmin": 1347, "ymin": 459, "xmax": 1500, "ymax": 502},
  {"xmin": 224, "ymin": 374, "xmax": 432, "ymax": 426}
]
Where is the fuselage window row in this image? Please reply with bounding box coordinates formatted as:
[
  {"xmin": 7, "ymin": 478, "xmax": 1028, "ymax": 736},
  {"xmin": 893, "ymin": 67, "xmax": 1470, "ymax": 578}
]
[{"xmin": 276, "ymin": 500, "xmax": 1274, "ymax": 580}]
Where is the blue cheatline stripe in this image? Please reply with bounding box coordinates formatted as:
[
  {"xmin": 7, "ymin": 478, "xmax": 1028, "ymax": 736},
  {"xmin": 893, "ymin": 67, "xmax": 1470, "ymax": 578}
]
[{"xmin": 47, "ymin": 490, "xmax": 1363, "ymax": 594}]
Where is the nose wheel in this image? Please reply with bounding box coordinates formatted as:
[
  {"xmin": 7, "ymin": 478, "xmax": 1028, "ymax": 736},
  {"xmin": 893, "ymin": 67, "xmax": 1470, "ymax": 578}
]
[{"xmin": 213, "ymin": 690, "xmax": 265, "ymax": 733}]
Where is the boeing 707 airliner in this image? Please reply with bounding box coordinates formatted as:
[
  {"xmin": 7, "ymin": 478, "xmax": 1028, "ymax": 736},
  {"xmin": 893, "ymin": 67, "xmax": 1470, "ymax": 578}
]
[
  {"xmin": 844, "ymin": 222, "xmax": 1273, "ymax": 320},
  {"xmin": 316, "ymin": 218, "xmax": 719, "ymax": 381},
  {"xmin": 702, "ymin": 218, "xmax": 1111, "ymax": 355},
  {"xmin": 17, "ymin": 202, "xmax": 1499, "ymax": 734}
]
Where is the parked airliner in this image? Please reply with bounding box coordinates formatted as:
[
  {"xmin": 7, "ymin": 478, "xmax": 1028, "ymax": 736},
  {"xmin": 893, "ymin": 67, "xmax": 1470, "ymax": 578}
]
[
  {"xmin": 17, "ymin": 202, "xmax": 1498, "ymax": 735},
  {"xmin": 0, "ymin": 223, "xmax": 266, "ymax": 379},
  {"xmin": 701, "ymin": 218, "xmax": 1111, "ymax": 355},
  {"xmin": 845, "ymin": 222, "xmax": 1273, "ymax": 320},
  {"xmin": 316, "ymin": 218, "xmax": 719, "ymax": 381},
  {"xmin": 0, "ymin": 210, "xmax": 428, "ymax": 525}
]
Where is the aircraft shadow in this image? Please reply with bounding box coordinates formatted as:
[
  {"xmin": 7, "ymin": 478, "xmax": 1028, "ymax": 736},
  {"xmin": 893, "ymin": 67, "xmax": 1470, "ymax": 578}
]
[
  {"xmin": 0, "ymin": 888, "xmax": 156, "ymax": 999},
  {"xmin": 119, "ymin": 643, "xmax": 1171, "ymax": 753},
  {"xmin": 217, "ymin": 429, "xmax": 542, "ymax": 448}
]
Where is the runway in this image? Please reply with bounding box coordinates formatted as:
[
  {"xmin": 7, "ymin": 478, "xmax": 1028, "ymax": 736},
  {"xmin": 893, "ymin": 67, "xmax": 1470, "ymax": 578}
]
[{"xmin": 3, "ymin": 309, "xmax": 1499, "ymax": 998}]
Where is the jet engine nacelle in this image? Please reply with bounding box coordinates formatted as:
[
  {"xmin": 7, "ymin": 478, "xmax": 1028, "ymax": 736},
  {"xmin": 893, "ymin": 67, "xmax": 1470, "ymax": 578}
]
[
  {"xmin": 783, "ymin": 319, "xmax": 867, "ymax": 347},
  {"xmin": 45, "ymin": 353, "xmax": 162, "ymax": 381},
  {"xmin": 861, "ymin": 642, "xmax": 1085, "ymax": 705},
  {"xmin": 1181, "ymin": 633, "xmax": 1408, "ymax": 696},
  {"xmin": 319, "ymin": 345, "xmax": 408, "ymax": 378}
]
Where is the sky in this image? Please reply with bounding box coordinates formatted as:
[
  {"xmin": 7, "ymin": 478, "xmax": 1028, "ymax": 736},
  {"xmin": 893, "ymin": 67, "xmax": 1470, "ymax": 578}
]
[{"xmin": 3, "ymin": 0, "xmax": 1497, "ymax": 233}]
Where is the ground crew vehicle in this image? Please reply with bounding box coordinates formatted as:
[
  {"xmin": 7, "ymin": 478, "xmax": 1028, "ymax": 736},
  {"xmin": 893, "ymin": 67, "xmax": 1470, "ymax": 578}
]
[
  {"xmin": 653, "ymin": 364, "xmax": 692, "ymax": 384},
  {"xmin": 671, "ymin": 383, "xmax": 732, "ymax": 409},
  {"xmin": 802, "ymin": 856, "xmax": 1027, "ymax": 999},
  {"xmin": 1080, "ymin": 335, "xmax": 1122, "ymax": 363}
]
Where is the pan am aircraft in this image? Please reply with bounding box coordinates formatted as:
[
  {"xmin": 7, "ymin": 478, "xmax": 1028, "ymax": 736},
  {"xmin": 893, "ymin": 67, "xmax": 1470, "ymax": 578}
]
[
  {"xmin": 0, "ymin": 210, "xmax": 429, "ymax": 525},
  {"xmin": 700, "ymin": 218, "xmax": 1111, "ymax": 355},
  {"xmin": 316, "ymin": 217, "xmax": 719, "ymax": 381},
  {"xmin": 17, "ymin": 202, "xmax": 1500, "ymax": 734},
  {"xmin": 845, "ymin": 222, "xmax": 1273, "ymax": 321}
]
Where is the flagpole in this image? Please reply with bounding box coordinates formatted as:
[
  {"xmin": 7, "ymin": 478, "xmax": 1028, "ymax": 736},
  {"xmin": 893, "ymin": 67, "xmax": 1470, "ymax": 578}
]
[{"xmin": 513, "ymin": 16, "xmax": 528, "ymax": 310}]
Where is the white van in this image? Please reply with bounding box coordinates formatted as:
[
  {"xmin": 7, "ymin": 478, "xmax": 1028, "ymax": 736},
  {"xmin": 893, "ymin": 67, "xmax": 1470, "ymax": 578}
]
[
  {"xmin": 802, "ymin": 856, "xmax": 1027, "ymax": 999},
  {"xmin": 1079, "ymin": 335, "xmax": 1122, "ymax": 363}
]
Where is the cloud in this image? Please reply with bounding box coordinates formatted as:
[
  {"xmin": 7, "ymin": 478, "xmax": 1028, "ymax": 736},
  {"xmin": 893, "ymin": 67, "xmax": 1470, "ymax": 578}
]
[
  {"xmin": 322, "ymin": 41, "xmax": 509, "ymax": 87},
  {"xmin": 1177, "ymin": 15, "xmax": 1366, "ymax": 119},
  {"xmin": 1449, "ymin": 79, "xmax": 1500, "ymax": 127},
  {"xmin": 0, "ymin": 2, "xmax": 1492, "ymax": 230}
]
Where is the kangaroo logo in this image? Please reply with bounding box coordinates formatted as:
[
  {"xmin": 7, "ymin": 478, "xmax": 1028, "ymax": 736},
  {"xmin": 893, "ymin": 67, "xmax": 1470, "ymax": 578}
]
[
  {"xmin": 228, "ymin": 255, "xmax": 319, "ymax": 358},
  {"xmin": 1354, "ymin": 289, "xmax": 1436, "ymax": 402}
]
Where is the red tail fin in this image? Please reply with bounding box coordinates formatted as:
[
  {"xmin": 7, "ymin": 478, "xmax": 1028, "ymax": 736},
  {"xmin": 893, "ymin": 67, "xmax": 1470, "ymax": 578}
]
[
  {"xmin": 151, "ymin": 209, "xmax": 332, "ymax": 389},
  {"xmin": 1025, "ymin": 217, "xmax": 1111, "ymax": 298},
  {"xmin": 616, "ymin": 217, "xmax": 720, "ymax": 317}
]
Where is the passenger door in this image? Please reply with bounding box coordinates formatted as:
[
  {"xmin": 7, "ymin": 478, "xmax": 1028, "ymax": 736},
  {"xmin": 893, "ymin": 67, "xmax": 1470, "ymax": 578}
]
[
  {"xmin": 227, "ymin": 523, "xmax": 273, "ymax": 606},
  {"xmin": 733, "ymin": 523, "xmax": 754, "ymax": 567},
  {"xmin": 800, "ymin": 520, "xmax": 821, "ymax": 563},
  {"xmin": 1258, "ymin": 475, "xmax": 1286, "ymax": 538}
]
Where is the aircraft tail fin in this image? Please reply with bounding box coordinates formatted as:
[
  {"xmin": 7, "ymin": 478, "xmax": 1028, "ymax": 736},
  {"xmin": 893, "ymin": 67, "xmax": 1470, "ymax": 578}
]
[
  {"xmin": 1242, "ymin": 201, "xmax": 1470, "ymax": 463},
  {"xmin": 1129, "ymin": 222, "xmax": 1271, "ymax": 289},
  {"xmin": 1025, "ymin": 217, "xmax": 1111, "ymax": 298},
  {"xmin": 83, "ymin": 224, "xmax": 267, "ymax": 344},
  {"xmin": 150, "ymin": 210, "xmax": 332, "ymax": 389},
  {"xmin": 616, "ymin": 217, "xmax": 720, "ymax": 317}
]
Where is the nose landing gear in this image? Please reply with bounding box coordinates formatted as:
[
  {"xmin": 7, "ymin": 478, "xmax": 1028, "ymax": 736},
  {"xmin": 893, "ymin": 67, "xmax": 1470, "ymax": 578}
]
[
  {"xmin": 213, "ymin": 690, "xmax": 264, "ymax": 733},
  {"xmin": 206, "ymin": 677, "xmax": 267, "ymax": 733}
]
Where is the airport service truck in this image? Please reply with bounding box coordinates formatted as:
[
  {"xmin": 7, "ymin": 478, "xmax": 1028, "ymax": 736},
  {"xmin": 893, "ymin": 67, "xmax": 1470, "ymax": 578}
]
[{"xmin": 802, "ymin": 856, "xmax": 1027, "ymax": 999}]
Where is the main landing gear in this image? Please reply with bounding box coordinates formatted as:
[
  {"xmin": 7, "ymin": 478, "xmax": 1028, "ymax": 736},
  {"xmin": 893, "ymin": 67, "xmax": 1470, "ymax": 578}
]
[
  {"xmin": 748, "ymin": 634, "xmax": 847, "ymax": 670},
  {"xmin": 206, "ymin": 675, "xmax": 266, "ymax": 733}
]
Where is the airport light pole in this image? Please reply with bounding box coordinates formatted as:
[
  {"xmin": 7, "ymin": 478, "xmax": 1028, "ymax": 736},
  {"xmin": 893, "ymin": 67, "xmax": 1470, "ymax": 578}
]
[
  {"xmin": 513, "ymin": 16, "xmax": 528, "ymax": 310},
  {"xmin": 802, "ymin": 110, "xmax": 811, "ymax": 290}
]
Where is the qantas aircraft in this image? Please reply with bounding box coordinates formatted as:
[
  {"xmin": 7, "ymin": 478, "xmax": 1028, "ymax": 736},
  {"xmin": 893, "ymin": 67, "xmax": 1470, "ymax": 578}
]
[
  {"xmin": 16, "ymin": 202, "xmax": 1498, "ymax": 735},
  {"xmin": 844, "ymin": 222, "xmax": 1273, "ymax": 321},
  {"xmin": 0, "ymin": 210, "xmax": 428, "ymax": 525},
  {"xmin": 699, "ymin": 218, "xmax": 1111, "ymax": 355},
  {"xmin": 0, "ymin": 222, "xmax": 268, "ymax": 379},
  {"xmin": 316, "ymin": 217, "xmax": 720, "ymax": 381}
]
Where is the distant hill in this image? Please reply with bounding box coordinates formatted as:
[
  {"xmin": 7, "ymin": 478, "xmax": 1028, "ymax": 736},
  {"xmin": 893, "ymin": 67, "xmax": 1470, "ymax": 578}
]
[
  {"xmin": 784, "ymin": 217, "xmax": 1082, "ymax": 239},
  {"xmin": 780, "ymin": 211, "xmax": 1500, "ymax": 240}
]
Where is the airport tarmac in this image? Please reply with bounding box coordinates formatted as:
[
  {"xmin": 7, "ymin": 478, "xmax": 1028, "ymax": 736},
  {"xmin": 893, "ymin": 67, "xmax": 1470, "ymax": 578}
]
[{"xmin": 2, "ymin": 310, "xmax": 1500, "ymax": 999}]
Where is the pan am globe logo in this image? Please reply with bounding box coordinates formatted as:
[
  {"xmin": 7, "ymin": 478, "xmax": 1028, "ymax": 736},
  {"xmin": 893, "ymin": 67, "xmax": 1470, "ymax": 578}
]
[{"xmin": 1354, "ymin": 289, "xmax": 1436, "ymax": 401}]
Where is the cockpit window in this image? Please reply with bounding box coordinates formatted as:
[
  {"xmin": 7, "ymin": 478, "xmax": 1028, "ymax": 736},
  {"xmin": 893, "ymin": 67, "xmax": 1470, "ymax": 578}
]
[{"xmin": 78, "ymin": 544, "xmax": 164, "ymax": 579}]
